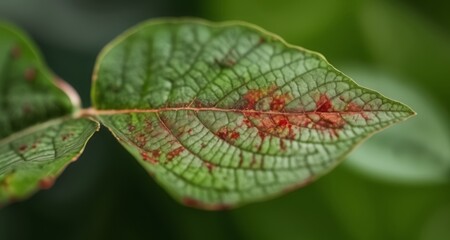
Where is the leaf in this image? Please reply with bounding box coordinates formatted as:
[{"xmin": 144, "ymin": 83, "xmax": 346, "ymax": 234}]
[
  {"xmin": 0, "ymin": 21, "xmax": 77, "ymax": 138},
  {"xmin": 359, "ymin": 1, "xmax": 450, "ymax": 106},
  {"xmin": 0, "ymin": 118, "xmax": 98, "ymax": 203},
  {"xmin": 0, "ymin": 22, "xmax": 99, "ymax": 204},
  {"xmin": 92, "ymin": 19, "xmax": 415, "ymax": 209},
  {"xmin": 343, "ymin": 66, "xmax": 450, "ymax": 184}
]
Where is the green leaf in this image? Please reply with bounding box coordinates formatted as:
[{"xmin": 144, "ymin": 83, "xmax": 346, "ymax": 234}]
[
  {"xmin": 92, "ymin": 19, "xmax": 415, "ymax": 209},
  {"xmin": 343, "ymin": 66, "xmax": 450, "ymax": 184},
  {"xmin": 0, "ymin": 22, "xmax": 99, "ymax": 204},
  {"xmin": 0, "ymin": 118, "xmax": 98, "ymax": 204},
  {"xmin": 0, "ymin": 21, "xmax": 75, "ymax": 138}
]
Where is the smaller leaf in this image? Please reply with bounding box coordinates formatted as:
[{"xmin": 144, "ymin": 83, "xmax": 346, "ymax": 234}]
[
  {"xmin": 0, "ymin": 22, "xmax": 99, "ymax": 205},
  {"xmin": 0, "ymin": 118, "xmax": 98, "ymax": 204},
  {"xmin": 0, "ymin": 21, "xmax": 76, "ymax": 139}
]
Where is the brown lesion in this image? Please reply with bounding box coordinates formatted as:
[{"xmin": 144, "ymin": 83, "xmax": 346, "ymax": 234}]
[
  {"xmin": 346, "ymin": 101, "xmax": 370, "ymax": 120},
  {"xmin": 241, "ymin": 85, "xmax": 278, "ymax": 110},
  {"xmin": 10, "ymin": 44, "xmax": 21, "ymax": 59},
  {"xmin": 38, "ymin": 177, "xmax": 54, "ymax": 189},
  {"xmin": 61, "ymin": 132, "xmax": 74, "ymax": 141},
  {"xmin": 134, "ymin": 133, "xmax": 147, "ymax": 148},
  {"xmin": 239, "ymin": 93, "xmax": 349, "ymax": 144},
  {"xmin": 315, "ymin": 94, "xmax": 333, "ymax": 112},
  {"xmin": 19, "ymin": 144, "xmax": 28, "ymax": 152},
  {"xmin": 141, "ymin": 150, "xmax": 160, "ymax": 165},
  {"xmin": 24, "ymin": 67, "xmax": 37, "ymax": 82},
  {"xmin": 182, "ymin": 197, "xmax": 231, "ymax": 210},
  {"xmin": 216, "ymin": 126, "xmax": 240, "ymax": 142},
  {"xmin": 215, "ymin": 58, "xmax": 236, "ymax": 68},
  {"xmin": 167, "ymin": 146, "xmax": 185, "ymax": 161},
  {"xmin": 204, "ymin": 161, "xmax": 216, "ymax": 173}
]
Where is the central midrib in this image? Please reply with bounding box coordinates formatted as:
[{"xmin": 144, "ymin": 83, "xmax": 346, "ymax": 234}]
[{"xmin": 88, "ymin": 107, "xmax": 400, "ymax": 116}]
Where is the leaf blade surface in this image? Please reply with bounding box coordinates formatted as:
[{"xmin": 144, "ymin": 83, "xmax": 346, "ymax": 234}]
[
  {"xmin": 93, "ymin": 19, "xmax": 414, "ymax": 209},
  {"xmin": 0, "ymin": 22, "xmax": 98, "ymax": 205}
]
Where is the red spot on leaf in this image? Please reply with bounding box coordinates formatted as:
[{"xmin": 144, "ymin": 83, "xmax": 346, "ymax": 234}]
[
  {"xmin": 10, "ymin": 45, "xmax": 21, "ymax": 59},
  {"xmin": 347, "ymin": 102, "xmax": 370, "ymax": 120},
  {"xmin": 316, "ymin": 94, "xmax": 333, "ymax": 112},
  {"xmin": 316, "ymin": 113, "xmax": 345, "ymax": 129},
  {"xmin": 204, "ymin": 162, "xmax": 216, "ymax": 173},
  {"xmin": 270, "ymin": 93, "xmax": 291, "ymax": 111},
  {"xmin": 243, "ymin": 89, "xmax": 264, "ymax": 109},
  {"xmin": 39, "ymin": 178, "xmax": 54, "ymax": 189},
  {"xmin": 191, "ymin": 99, "xmax": 206, "ymax": 108},
  {"xmin": 217, "ymin": 126, "xmax": 240, "ymax": 142},
  {"xmin": 152, "ymin": 150, "xmax": 161, "ymax": 158},
  {"xmin": 182, "ymin": 197, "xmax": 231, "ymax": 210},
  {"xmin": 258, "ymin": 37, "xmax": 266, "ymax": 44},
  {"xmin": 242, "ymin": 85, "xmax": 277, "ymax": 109},
  {"xmin": 230, "ymin": 131, "xmax": 240, "ymax": 140},
  {"xmin": 19, "ymin": 145, "xmax": 27, "ymax": 152},
  {"xmin": 257, "ymin": 130, "xmax": 267, "ymax": 140},
  {"xmin": 128, "ymin": 125, "xmax": 136, "ymax": 132},
  {"xmin": 167, "ymin": 146, "xmax": 185, "ymax": 161},
  {"xmin": 24, "ymin": 68, "xmax": 37, "ymax": 82},
  {"xmin": 182, "ymin": 197, "xmax": 201, "ymax": 207},
  {"xmin": 275, "ymin": 116, "xmax": 289, "ymax": 127},
  {"xmin": 135, "ymin": 133, "xmax": 147, "ymax": 148},
  {"xmin": 145, "ymin": 120, "xmax": 154, "ymax": 131},
  {"xmin": 141, "ymin": 151, "xmax": 159, "ymax": 165},
  {"xmin": 242, "ymin": 118, "xmax": 252, "ymax": 128},
  {"xmin": 61, "ymin": 133, "xmax": 74, "ymax": 141}
]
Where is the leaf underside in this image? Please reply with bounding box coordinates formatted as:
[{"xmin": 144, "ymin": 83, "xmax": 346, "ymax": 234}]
[
  {"xmin": 0, "ymin": 22, "xmax": 98, "ymax": 205},
  {"xmin": 93, "ymin": 19, "xmax": 415, "ymax": 209}
]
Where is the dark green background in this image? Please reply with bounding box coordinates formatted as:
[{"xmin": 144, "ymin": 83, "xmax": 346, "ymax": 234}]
[{"xmin": 1, "ymin": 0, "xmax": 449, "ymax": 239}]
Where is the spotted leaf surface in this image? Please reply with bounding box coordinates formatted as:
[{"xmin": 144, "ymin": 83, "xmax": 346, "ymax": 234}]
[
  {"xmin": 0, "ymin": 118, "xmax": 98, "ymax": 204},
  {"xmin": 0, "ymin": 22, "xmax": 98, "ymax": 204},
  {"xmin": 92, "ymin": 19, "xmax": 415, "ymax": 209}
]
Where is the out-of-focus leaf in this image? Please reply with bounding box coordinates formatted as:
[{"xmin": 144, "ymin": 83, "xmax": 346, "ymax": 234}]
[
  {"xmin": 344, "ymin": 66, "xmax": 450, "ymax": 184},
  {"xmin": 92, "ymin": 19, "xmax": 414, "ymax": 209},
  {"xmin": 0, "ymin": 0, "xmax": 172, "ymax": 52},
  {"xmin": 359, "ymin": 1, "xmax": 450, "ymax": 108},
  {"xmin": 421, "ymin": 204, "xmax": 450, "ymax": 240},
  {"xmin": 317, "ymin": 163, "xmax": 450, "ymax": 240},
  {"xmin": 0, "ymin": 22, "xmax": 99, "ymax": 205},
  {"xmin": 0, "ymin": 21, "xmax": 75, "ymax": 138},
  {"xmin": 0, "ymin": 118, "xmax": 98, "ymax": 204},
  {"xmin": 203, "ymin": 0, "xmax": 368, "ymax": 62}
]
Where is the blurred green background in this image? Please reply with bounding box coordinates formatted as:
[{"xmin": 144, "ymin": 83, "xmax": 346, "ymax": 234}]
[{"xmin": 1, "ymin": 0, "xmax": 449, "ymax": 239}]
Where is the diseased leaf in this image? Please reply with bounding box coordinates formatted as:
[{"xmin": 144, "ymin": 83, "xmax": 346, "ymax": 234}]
[
  {"xmin": 343, "ymin": 66, "xmax": 450, "ymax": 184},
  {"xmin": 0, "ymin": 21, "xmax": 75, "ymax": 138},
  {"xmin": 0, "ymin": 118, "xmax": 98, "ymax": 204},
  {"xmin": 92, "ymin": 19, "xmax": 415, "ymax": 209},
  {"xmin": 0, "ymin": 22, "xmax": 98, "ymax": 204}
]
